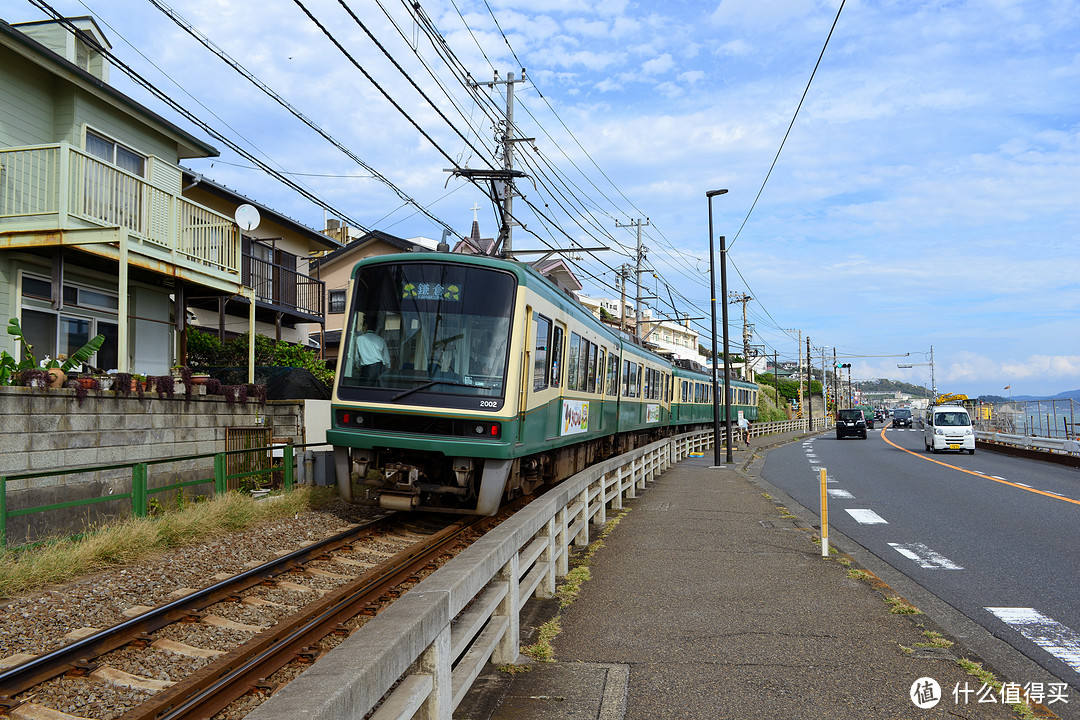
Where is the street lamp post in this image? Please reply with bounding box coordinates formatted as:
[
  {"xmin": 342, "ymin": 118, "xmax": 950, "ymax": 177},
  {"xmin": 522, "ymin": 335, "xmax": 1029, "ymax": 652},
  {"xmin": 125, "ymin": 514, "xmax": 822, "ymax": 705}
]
[{"xmin": 707, "ymin": 189, "xmax": 732, "ymax": 464}]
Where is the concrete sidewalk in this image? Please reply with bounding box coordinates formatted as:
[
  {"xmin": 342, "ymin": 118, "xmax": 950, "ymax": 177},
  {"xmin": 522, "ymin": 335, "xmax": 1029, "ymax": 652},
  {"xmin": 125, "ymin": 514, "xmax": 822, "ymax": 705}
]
[{"xmin": 454, "ymin": 429, "xmax": 1055, "ymax": 720}]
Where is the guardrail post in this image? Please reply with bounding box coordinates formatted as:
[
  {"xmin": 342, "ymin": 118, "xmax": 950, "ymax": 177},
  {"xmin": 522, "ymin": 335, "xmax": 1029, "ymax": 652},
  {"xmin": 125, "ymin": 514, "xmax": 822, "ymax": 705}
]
[
  {"xmin": 574, "ymin": 487, "xmax": 590, "ymax": 547},
  {"xmin": 214, "ymin": 453, "xmax": 227, "ymax": 495},
  {"xmin": 417, "ymin": 627, "xmax": 452, "ymax": 720},
  {"xmin": 282, "ymin": 444, "xmax": 294, "ymax": 490},
  {"xmin": 1, "ymin": 475, "xmax": 7, "ymax": 547},
  {"xmin": 593, "ymin": 476, "xmax": 607, "ymax": 526},
  {"xmin": 556, "ymin": 506, "xmax": 569, "ymax": 576},
  {"xmin": 609, "ymin": 470, "xmax": 623, "ymax": 511},
  {"xmin": 132, "ymin": 463, "xmax": 148, "ymax": 518},
  {"xmin": 538, "ymin": 516, "xmax": 557, "ymax": 598},
  {"xmin": 621, "ymin": 464, "xmax": 634, "ymax": 499},
  {"xmin": 492, "ymin": 553, "xmax": 520, "ymax": 665}
]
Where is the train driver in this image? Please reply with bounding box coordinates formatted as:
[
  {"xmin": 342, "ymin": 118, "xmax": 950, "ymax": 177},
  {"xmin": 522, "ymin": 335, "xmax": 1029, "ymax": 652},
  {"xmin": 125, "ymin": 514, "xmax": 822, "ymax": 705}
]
[{"xmin": 355, "ymin": 316, "xmax": 391, "ymax": 383}]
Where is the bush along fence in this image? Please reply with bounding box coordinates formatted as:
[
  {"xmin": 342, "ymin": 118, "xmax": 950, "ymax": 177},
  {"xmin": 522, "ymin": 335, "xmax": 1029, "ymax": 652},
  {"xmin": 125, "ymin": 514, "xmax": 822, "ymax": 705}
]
[{"xmin": 0, "ymin": 441, "xmax": 324, "ymax": 549}]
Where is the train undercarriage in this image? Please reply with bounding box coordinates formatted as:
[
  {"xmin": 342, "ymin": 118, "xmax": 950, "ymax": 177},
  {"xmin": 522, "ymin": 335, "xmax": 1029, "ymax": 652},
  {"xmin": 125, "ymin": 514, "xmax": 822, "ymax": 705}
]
[{"xmin": 333, "ymin": 425, "xmax": 701, "ymax": 516}]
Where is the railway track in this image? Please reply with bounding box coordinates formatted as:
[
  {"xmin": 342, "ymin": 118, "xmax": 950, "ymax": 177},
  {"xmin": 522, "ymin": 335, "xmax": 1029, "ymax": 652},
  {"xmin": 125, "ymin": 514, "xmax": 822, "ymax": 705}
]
[{"xmin": 0, "ymin": 511, "xmax": 501, "ymax": 720}]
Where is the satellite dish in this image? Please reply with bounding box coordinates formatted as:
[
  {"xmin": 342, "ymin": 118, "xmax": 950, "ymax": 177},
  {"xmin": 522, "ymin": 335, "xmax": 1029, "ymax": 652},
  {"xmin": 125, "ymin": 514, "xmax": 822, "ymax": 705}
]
[{"xmin": 234, "ymin": 204, "xmax": 261, "ymax": 231}]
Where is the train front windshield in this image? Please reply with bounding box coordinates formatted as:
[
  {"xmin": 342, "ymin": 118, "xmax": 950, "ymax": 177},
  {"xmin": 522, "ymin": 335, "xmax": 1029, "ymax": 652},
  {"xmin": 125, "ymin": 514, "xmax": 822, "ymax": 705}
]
[{"xmin": 338, "ymin": 262, "xmax": 516, "ymax": 405}]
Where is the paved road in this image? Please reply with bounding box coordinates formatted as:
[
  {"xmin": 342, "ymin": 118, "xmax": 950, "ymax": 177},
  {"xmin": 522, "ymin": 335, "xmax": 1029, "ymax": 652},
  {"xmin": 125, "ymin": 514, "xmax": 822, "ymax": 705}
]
[{"xmin": 760, "ymin": 423, "xmax": 1080, "ymax": 701}]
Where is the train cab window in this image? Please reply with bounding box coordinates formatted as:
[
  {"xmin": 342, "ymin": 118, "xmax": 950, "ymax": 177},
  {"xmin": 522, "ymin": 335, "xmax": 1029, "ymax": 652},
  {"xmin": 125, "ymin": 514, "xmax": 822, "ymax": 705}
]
[
  {"xmin": 550, "ymin": 325, "xmax": 563, "ymax": 388},
  {"xmin": 533, "ymin": 314, "xmax": 551, "ymax": 391}
]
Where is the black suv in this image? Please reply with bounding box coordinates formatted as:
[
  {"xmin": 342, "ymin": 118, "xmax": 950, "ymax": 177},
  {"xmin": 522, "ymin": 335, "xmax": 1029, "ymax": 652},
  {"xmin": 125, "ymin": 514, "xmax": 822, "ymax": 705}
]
[
  {"xmin": 836, "ymin": 409, "xmax": 867, "ymax": 439},
  {"xmin": 892, "ymin": 408, "xmax": 913, "ymax": 428}
]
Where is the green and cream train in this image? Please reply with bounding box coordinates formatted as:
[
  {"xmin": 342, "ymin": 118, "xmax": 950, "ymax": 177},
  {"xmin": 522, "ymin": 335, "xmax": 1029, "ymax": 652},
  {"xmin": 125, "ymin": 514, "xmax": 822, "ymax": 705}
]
[{"xmin": 329, "ymin": 252, "xmax": 758, "ymax": 515}]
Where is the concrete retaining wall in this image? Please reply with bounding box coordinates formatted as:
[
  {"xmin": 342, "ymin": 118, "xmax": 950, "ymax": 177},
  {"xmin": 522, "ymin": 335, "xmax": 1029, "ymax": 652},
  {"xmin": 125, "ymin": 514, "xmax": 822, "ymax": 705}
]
[{"xmin": 0, "ymin": 385, "xmax": 305, "ymax": 545}]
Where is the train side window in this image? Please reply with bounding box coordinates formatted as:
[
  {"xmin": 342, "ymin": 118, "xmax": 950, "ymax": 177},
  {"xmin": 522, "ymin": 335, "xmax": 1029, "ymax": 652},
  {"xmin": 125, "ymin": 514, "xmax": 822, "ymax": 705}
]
[
  {"xmin": 623, "ymin": 360, "xmax": 630, "ymax": 396},
  {"xmin": 533, "ymin": 314, "xmax": 551, "ymax": 391},
  {"xmin": 636, "ymin": 365, "xmax": 643, "ymax": 399},
  {"xmin": 587, "ymin": 342, "xmax": 598, "ymax": 393},
  {"xmin": 568, "ymin": 332, "xmax": 581, "ymax": 390},
  {"xmin": 681, "ymin": 380, "xmax": 688, "ymax": 403},
  {"xmin": 643, "ymin": 368, "xmax": 651, "ymax": 399},
  {"xmin": 596, "ymin": 347, "xmax": 605, "ymax": 394},
  {"xmin": 606, "ymin": 353, "xmax": 618, "ymax": 396},
  {"xmin": 550, "ymin": 325, "xmax": 563, "ymax": 388}
]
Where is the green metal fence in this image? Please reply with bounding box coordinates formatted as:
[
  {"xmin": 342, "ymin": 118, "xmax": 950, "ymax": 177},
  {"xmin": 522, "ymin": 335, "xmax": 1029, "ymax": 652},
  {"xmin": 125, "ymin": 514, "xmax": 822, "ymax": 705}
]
[{"xmin": 0, "ymin": 442, "xmax": 330, "ymax": 548}]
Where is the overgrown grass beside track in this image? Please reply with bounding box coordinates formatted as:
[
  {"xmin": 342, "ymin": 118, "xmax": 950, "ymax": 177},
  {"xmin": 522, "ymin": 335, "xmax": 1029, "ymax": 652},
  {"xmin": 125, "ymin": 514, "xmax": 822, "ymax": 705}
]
[{"xmin": 0, "ymin": 487, "xmax": 337, "ymax": 599}]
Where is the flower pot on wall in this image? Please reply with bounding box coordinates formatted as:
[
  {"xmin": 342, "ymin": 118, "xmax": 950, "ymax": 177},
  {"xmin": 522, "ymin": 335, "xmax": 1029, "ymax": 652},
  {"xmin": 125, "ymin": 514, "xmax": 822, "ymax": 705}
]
[{"xmin": 46, "ymin": 369, "xmax": 66, "ymax": 388}]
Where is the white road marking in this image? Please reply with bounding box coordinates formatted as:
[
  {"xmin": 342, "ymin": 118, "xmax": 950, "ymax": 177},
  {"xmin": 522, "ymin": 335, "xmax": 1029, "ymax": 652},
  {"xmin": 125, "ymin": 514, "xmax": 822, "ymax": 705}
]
[
  {"xmin": 806, "ymin": 453, "xmax": 818, "ymax": 458},
  {"xmin": 809, "ymin": 459, "xmax": 821, "ymax": 464},
  {"xmin": 985, "ymin": 607, "xmax": 1080, "ymax": 673},
  {"xmin": 827, "ymin": 489, "xmax": 854, "ymax": 499},
  {"xmin": 888, "ymin": 542, "xmax": 964, "ymax": 569},
  {"xmin": 845, "ymin": 509, "xmax": 888, "ymax": 524},
  {"xmin": 991, "ymin": 476, "xmax": 1008, "ymax": 480},
  {"xmin": 1013, "ymin": 482, "xmax": 1033, "ymax": 488}
]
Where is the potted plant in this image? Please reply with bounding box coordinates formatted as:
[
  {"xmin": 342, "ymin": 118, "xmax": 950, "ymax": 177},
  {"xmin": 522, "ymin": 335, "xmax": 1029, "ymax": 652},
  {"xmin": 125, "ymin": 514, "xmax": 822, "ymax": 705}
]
[{"xmin": 5, "ymin": 318, "xmax": 105, "ymax": 387}]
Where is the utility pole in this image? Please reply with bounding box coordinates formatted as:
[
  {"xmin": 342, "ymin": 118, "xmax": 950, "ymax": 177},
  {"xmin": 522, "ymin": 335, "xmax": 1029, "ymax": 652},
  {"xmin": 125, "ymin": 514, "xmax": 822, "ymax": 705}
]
[
  {"xmin": 616, "ymin": 264, "xmax": 633, "ymax": 331},
  {"xmin": 930, "ymin": 345, "xmax": 936, "ymax": 401},
  {"xmin": 833, "ymin": 348, "xmax": 839, "ymax": 408},
  {"xmin": 456, "ymin": 71, "xmax": 531, "ymax": 257},
  {"xmin": 730, "ymin": 293, "xmax": 753, "ymax": 380},
  {"xmin": 617, "ymin": 218, "xmax": 650, "ymax": 336},
  {"xmin": 783, "ymin": 329, "xmax": 800, "ymax": 415},
  {"xmin": 773, "ymin": 350, "xmax": 780, "ymax": 407},
  {"xmin": 807, "ymin": 336, "xmax": 813, "ymax": 430}
]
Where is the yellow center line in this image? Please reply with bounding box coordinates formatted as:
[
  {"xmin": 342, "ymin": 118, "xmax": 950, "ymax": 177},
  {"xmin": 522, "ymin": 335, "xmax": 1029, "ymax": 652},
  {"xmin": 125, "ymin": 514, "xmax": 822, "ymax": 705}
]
[{"xmin": 878, "ymin": 423, "xmax": 1080, "ymax": 506}]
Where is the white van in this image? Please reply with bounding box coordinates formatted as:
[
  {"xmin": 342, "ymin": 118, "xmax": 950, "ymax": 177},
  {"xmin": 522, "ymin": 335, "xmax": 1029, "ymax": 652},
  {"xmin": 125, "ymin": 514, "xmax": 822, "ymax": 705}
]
[{"xmin": 923, "ymin": 404, "xmax": 975, "ymax": 454}]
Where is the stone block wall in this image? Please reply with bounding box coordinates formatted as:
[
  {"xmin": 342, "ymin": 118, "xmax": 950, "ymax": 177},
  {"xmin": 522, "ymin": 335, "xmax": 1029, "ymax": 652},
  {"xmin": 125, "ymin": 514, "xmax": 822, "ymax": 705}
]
[{"xmin": 0, "ymin": 385, "xmax": 306, "ymax": 546}]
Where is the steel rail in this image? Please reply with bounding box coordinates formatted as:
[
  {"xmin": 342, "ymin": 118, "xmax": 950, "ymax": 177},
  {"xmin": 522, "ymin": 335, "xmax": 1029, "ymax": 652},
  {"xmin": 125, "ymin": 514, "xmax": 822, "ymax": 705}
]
[
  {"xmin": 116, "ymin": 516, "xmax": 483, "ymax": 720},
  {"xmin": 0, "ymin": 514, "xmax": 394, "ymax": 699}
]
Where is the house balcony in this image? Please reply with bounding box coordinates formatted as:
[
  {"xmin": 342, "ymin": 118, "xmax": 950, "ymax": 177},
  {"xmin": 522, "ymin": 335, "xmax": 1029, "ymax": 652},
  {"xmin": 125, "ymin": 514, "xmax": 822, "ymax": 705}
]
[
  {"xmin": 0, "ymin": 142, "xmax": 242, "ymax": 293},
  {"xmin": 242, "ymin": 253, "xmax": 325, "ymax": 324}
]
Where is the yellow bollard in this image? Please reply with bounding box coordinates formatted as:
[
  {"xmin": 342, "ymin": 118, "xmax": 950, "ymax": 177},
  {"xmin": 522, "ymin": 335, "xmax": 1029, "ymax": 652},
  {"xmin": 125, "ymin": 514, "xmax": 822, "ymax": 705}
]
[{"xmin": 819, "ymin": 467, "xmax": 829, "ymax": 557}]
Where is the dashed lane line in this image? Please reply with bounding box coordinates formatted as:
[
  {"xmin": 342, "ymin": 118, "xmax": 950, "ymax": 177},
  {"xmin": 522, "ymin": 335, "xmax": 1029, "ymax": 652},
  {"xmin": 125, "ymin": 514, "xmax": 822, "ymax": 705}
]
[
  {"xmin": 845, "ymin": 508, "xmax": 888, "ymax": 524},
  {"xmin": 888, "ymin": 542, "xmax": 964, "ymax": 570},
  {"xmin": 985, "ymin": 607, "xmax": 1080, "ymax": 674}
]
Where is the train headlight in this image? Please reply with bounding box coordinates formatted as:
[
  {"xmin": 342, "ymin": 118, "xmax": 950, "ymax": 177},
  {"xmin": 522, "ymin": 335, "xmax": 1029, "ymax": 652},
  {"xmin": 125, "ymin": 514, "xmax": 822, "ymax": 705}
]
[{"xmin": 472, "ymin": 423, "xmax": 500, "ymax": 438}]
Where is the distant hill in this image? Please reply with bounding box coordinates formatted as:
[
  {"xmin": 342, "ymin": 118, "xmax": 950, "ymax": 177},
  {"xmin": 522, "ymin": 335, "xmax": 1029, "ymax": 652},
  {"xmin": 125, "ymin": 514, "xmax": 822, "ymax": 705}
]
[
  {"xmin": 857, "ymin": 378, "xmax": 933, "ymax": 399},
  {"xmin": 1007, "ymin": 389, "xmax": 1080, "ymax": 402}
]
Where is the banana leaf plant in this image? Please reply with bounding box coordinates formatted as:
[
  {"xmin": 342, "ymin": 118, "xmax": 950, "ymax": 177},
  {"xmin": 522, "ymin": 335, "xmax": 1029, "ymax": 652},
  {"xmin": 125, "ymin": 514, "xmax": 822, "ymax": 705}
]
[{"xmin": 3, "ymin": 318, "xmax": 105, "ymax": 384}]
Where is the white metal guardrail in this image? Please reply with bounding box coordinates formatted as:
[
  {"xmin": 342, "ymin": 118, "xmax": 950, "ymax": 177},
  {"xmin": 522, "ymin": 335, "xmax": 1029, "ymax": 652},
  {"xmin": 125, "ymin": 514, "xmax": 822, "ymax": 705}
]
[
  {"xmin": 749, "ymin": 417, "xmax": 829, "ymax": 438},
  {"xmin": 976, "ymin": 431, "xmax": 1080, "ymax": 457},
  {"xmin": 246, "ymin": 430, "xmax": 714, "ymax": 720}
]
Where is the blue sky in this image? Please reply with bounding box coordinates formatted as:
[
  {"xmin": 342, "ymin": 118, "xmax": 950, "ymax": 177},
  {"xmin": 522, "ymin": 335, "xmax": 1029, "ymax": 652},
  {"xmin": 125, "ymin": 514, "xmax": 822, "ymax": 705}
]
[{"xmin": 13, "ymin": 0, "xmax": 1080, "ymax": 397}]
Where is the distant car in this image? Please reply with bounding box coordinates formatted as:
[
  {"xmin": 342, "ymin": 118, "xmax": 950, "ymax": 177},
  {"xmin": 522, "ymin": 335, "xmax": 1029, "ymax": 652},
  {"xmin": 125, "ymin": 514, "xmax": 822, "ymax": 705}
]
[
  {"xmin": 836, "ymin": 408, "xmax": 867, "ymax": 439},
  {"xmin": 873, "ymin": 410, "xmax": 884, "ymax": 421},
  {"xmin": 892, "ymin": 408, "xmax": 913, "ymax": 428}
]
